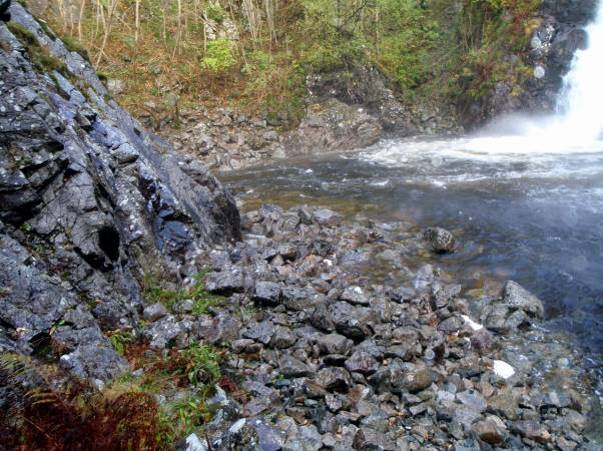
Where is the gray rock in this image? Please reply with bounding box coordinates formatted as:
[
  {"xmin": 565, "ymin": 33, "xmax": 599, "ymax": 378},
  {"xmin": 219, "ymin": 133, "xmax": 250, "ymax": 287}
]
[
  {"xmin": 501, "ymin": 281, "xmax": 544, "ymax": 318},
  {"xmin": 253, "ymin": 281, "xmax": 282, "ymax": 304},
  {"xmin": 143, "ymin": 302, "xmax": 168, "ymax": 322},
  {"xmin": 514, "ymin": 420, "xmax": 551, "ymax": 444},
  {"xmin": 316, "ymin": 333, "xmax": 354, "ymax": 355},
  {"xmin": 391, "ymin": 365, "xmax": 432, "ymax": 394},
  {"xmin": 423, "ymin": 227, "xmax": 456, "ymax": 253},
  {"xmin": 143, "ymin": 315, "xmax": 183, "ymax": 349},
  {"xmin": 456, "ymin": 390, "xmax": 487, "ymax": 413},
  {"xmin": 344, "ymin": 350, "xmax": 379, "ymax": 375},
  {"xmin": 270, "ymin": 326, "xmax": 297, "ymax": 349},
  {"xmin": 340, "ymin": 286, "xmax": 370, "ymax": 305},
  {"xmin": 205, "ymin": 267, "xmax": 249, "ymax": 295},
  {"xmin": 242, "ymin": 320, "xmax": 275, "ymax": 345},
  {"xmin": 353, "ymin": 427, "xmax": 396, "ymax": 450},
  {"xmin": 312, "ymin": 208, "xmax": 343, "ymax": 227},
  {"xmin": 279, "ymin": 355, "xmax": 311, "ymax": 378},
  {"xmin": 283, "ymin": 99, "xmax": 382, "ymax": 157}
]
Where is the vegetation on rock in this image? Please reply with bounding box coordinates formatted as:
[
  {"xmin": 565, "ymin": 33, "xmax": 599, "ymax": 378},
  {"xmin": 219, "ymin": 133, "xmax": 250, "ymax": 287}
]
[{"xmin": 37, "ymin": 0, "xmax": 542, "ymax": 124}]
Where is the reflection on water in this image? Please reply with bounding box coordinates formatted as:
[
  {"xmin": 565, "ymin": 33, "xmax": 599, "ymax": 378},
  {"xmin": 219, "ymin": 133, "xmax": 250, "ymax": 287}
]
[{"xmin": 222, "ymin": 140, "xmax": 603, "ymax": 386}]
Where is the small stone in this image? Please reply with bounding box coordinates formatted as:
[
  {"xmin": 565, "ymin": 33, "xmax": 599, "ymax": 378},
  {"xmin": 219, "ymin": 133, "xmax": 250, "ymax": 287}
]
[
  {"xmin": 253, "ymin": 281, "xmax": 282, "ymax": 304},
  {"xmin": 279, "ymin": 355, "xmax": 311, "ymax": 378},
  {"xmin": 143, "ymin": 302, "xmax": 168, "ymax": 322},
  {"xmin": 514, "ymin": 420, "xmax": 551, "ymax": 444},
  {"xmin": 344, "ymin": 350, "xmax": 379, "ymax": 375},
  {"xmin": 423, "ymin": 227, "xmax": 456, "ymax": 253},
  {"xmin": 456, "ymin": 390, "xmax": 487, "ymax": 413},
  {"xmin": 353, "ymin": 427, "xmax": 396, "ymax": 450},
  {"xmin": 270, "ymin": 327, "xmax": 297, "ymax": 349},
  {"xmin": 340, "ymin": 286, "xmax": 370, "ymax": 305},
  {"xmin": 472, "ymin": 420, "xmax": 504, "ymax": 445},
  {"xmin": 315, "ymin": 367, "xmax": 352, "ymax": 392},
  {"xmin": 392, "ymin": 366, "xmax": 432, "ymax": 394},
  {"xmin": 316, "ymin": 333, "xmax": 353, "ymax": 355}
]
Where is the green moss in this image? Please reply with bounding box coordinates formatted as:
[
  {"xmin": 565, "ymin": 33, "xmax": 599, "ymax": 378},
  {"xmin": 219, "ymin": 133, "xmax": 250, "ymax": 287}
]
[
  {"xmin": 7, "ymin": 22, "xmax": 38, "ymax": 47},
  {"xmin": 7, "ymin": 22, "xmax": 69, "ymax": 76}
]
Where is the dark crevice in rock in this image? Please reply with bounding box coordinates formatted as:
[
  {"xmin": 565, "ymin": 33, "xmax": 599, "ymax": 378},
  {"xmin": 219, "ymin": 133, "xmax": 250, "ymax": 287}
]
[{"xmin": 98, "ymin": 226, "xmax": 120, "ymax": 262}]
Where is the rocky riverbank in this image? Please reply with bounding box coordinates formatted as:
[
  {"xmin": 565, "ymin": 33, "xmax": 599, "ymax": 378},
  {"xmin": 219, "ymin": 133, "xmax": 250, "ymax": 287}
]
[
  {"xmin": 153, "ymin": 66, "xmax": 461, "ymax": 172},
  {"xmin": 0, "ymin": 2, "xmax": 602, "ymax": 450},
  {"xmin": 162, "ymin": 202, "xmax": 601, "ymax": 450}
]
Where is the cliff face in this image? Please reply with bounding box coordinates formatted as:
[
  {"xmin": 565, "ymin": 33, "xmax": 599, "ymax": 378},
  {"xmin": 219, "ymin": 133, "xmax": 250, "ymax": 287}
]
[
  {"xmin": 0, "ymin": 3, "xmax": 239, "ymax": 380},
  {"xmin": 462, "ymin": 0, "xmax": 598, "ymax": 126}
]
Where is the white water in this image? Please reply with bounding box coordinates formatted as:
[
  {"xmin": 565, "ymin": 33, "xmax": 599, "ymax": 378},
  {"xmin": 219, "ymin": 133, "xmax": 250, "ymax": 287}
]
[{"xmin": 363, "ymin": 0, "xmax": 603, "ymax": 166}]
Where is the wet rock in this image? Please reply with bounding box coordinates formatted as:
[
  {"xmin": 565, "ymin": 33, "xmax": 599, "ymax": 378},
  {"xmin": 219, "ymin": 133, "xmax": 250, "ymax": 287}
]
[
  {"xmin": 482, "ymin": 281, "xmax": 545, "ymax": 333},
  {"xmin": 500, "ymin": 281, "xmax": 544, "ymax": 318},
  {"xmin": 423, "ymin": 227, "xmax": 456, "ymax": 253}
]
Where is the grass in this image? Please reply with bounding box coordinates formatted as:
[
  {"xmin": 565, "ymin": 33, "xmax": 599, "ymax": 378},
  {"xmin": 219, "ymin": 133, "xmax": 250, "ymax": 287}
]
[
  {"xmin": 118, "ymin": 340, "xmax": 224, "ymax": 446},
  {"xmin": 141, "ymin": 270, "xmax": 223, "ymax": 315}
]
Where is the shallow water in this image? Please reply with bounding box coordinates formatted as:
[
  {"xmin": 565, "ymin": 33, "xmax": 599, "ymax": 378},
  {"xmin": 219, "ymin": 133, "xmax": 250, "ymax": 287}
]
[{"xmin": 222, "ymin": 136, "xmax": 603, "ymax": 390}]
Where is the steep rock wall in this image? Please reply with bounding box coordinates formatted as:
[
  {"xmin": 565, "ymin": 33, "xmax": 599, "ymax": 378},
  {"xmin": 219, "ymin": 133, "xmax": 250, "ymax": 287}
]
[{"xmin": 0, "ymin": 3, "xmax": 239, "ymax": 380}]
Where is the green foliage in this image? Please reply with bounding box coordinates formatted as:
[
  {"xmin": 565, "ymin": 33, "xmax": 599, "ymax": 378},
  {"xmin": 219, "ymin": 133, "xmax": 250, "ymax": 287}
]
[
  {"xmin": 157, "ymin": 394, "xmax": 211, "ymax": 445},
  {"xmin": 107, "ymin": 329, "xmax": 136, "ymax": 355},
  {"xmin": 177, "ymin": 343, "xmax": 221, "ymax": 386},
  {"xmin": 201, "ymin": 38, "xmax": 235, "ymax": 73},
  {"xmin": 141, "ymin": 270, "xmax": 222, "ymax": 314}
]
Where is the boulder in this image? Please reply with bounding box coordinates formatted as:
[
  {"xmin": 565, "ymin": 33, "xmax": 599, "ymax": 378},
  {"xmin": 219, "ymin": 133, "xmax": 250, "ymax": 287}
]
[{"xmin": 423, "ymin": 227, "xmax": 456, "ymax": 253}]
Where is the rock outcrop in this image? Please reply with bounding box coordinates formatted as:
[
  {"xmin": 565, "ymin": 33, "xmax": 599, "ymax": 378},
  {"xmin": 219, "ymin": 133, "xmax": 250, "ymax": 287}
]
[
  {"xmin": 0, "ymin": 3, "xmax": 239, "ymax": 380},
  {"xmin": 462, "ymin": 0, "xmax": 599, "ymax": 126}
]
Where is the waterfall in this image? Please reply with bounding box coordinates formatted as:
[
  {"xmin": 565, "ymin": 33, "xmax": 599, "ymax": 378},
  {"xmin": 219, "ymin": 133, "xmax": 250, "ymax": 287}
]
[{"xmin": 555, "ymin": 0, "xmax": 603, "ymax": 143}]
